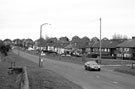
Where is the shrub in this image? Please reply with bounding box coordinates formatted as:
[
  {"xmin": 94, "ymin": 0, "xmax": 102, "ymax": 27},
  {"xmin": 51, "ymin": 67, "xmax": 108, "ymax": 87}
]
[{"xmin": 0, "ymin": 45, "xmax": 11, "ymax": 56}]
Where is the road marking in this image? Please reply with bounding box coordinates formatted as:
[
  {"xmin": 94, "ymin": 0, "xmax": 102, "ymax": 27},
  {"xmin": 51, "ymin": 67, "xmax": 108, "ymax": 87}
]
[
  {"xmin": 113, "ymin": 81, "xmax": 118, "ymax": 84},
  {"xmin": 96, "ymin": 76, "xmax": 100, "ymax": 78}
]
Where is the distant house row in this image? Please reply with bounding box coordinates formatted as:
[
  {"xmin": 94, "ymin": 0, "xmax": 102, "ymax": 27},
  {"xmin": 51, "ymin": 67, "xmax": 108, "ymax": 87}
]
[
  {"xmin": 32, "ymin": 37, "xmax": 135, "ymax": 60},
  {"xmin": 3, "ymin": 37, "xmax": 135, "ymax": 60},
  {"xmin": 37, "ymin": 38, "xmax": 135, "ymax": 59}
]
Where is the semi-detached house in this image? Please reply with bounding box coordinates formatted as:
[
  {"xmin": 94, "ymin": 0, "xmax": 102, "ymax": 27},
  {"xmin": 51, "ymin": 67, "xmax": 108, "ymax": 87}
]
[
  {"xmin": 91, "ymin": 40, "xmax": 120, "ymax": 58},
  {"xmin": 116, "ymin": 37, "xmax": 135, "ymax": 60}
]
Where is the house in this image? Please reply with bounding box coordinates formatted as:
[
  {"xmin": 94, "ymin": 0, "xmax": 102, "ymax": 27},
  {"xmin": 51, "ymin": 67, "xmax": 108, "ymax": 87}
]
[
  {"xmin": 64, "ymin": 43, "xmax": 76, "ymax": 51},
  {"xmin": 46, "ymin": 42, "xmax": 55, "ymax": 51},
  {"xmin": 116, "ymin": 37, "xmax": 135, "ymax": 60},
  {"xmin": 3, "ymin": 39, "xmax": 12, "ymax": 46},
  {"xmin": 92, "ymin": 40, "xmax": 120, "ymax": 58},
  {"xmin": 23, "ymin": 39, "xmax": 34, "ymax": 49},
  {"xmin": 54, "ymin": 41, "xmax": 69, "ymax": 54},
  {"xmin": 13, "ymin": 39, "xmax": 22, "ymax": 46},
  {"xmin": 75, "ymin": 41, "xmax": 90, "ymax": 54},
  {"xmin": 33, "ymin": 38, "xmax": 46, "ymax": 50}
]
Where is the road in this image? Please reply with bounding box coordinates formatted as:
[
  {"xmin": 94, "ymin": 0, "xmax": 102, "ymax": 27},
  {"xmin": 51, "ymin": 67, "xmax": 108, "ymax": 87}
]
[{"xmin": 13, "ymin": 50, "xmax": 135, "ymax": 89}]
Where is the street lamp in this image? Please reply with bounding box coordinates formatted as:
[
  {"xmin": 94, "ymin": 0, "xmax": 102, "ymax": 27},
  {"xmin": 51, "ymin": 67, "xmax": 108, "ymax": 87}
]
[
  {"xmin": 39, "ymin": 23, "xmax": 51, "ymax": 67},
  {"xmin": 99, "ymin": 17, "xmax": 102, "ymax": 64}
]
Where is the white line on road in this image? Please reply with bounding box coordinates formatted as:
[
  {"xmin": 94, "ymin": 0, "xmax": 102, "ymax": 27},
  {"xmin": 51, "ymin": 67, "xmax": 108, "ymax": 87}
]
[
  {"xmin": 113, "ymin": 81, "xmax": 118, "ymax": 84},
  {"xmin": 96, "ymin": 76, "xmax": 100, "ymax": 78}
]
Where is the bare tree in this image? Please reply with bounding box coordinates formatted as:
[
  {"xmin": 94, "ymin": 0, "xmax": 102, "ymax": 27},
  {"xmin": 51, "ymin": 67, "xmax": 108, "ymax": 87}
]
[{"xmin": 112, "ymin": 34, "xmax": 128, "ymax": 40}]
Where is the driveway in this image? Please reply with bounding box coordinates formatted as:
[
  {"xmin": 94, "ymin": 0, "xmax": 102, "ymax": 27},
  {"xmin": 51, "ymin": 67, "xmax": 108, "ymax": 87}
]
[{"xmin": 13, "ymin": 50, "xmax": 135, "ymax": 89}]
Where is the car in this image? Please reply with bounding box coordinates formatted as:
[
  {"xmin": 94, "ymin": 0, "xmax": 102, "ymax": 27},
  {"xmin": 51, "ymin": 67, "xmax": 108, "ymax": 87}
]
[
  {"xmin": 27, "ymin": 47, "xmax": 34, "ymax": 51},
  {"xmin": 84, "ymin": 61, "xmax": 101, "ymax": 71}
]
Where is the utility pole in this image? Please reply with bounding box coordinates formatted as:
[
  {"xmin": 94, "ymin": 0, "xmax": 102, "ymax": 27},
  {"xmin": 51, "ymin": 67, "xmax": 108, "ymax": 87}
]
[{"xmin": 99, "ymin": 17, "xmax": 102, "ymax": 64}]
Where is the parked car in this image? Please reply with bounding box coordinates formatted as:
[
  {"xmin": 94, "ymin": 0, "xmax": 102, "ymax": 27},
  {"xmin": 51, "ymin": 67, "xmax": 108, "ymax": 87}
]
[
  {"xmin": 84, "ymin": 61, "xmax": 101, "ymax": 71},
  {"xmin": 27, "ymin": 47, "xmax": 34, "ymax": 51}
]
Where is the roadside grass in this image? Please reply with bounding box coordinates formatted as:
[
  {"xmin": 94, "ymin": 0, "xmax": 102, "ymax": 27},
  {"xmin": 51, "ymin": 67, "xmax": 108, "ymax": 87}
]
[
  {"xmin": 0, "ymin": 52, "xmax": 83, "ymax": 89},
  {"xmin": 114, "ymin": 66, "xmax": 135, "ymax": 76},
  {"xmin": 0, "ymin": 57, "xmax": 18, "ymax": 89}
]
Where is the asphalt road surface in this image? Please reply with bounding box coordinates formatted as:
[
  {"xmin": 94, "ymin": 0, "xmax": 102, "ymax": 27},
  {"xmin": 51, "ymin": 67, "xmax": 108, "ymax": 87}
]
[{"xmin": 13, "ymin": 50, "xmax": 135, "ymax": 89}]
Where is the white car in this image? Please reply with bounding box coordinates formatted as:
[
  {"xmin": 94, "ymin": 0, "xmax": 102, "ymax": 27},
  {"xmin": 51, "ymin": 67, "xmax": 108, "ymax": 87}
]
[
  {"xmin": 28, "ymin": 47, "xmax": 34, "ymax": 51},
  {"xmin": 84, "ymin": 61, "xmax": 101, "ymax": 71}
]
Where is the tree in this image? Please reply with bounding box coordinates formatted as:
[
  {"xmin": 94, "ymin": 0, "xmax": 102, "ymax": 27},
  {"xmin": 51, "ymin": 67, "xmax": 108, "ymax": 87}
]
[
  {"xmin": 112, "ymin": 34, "xmax": 128, "ymax": 40},
  {"xmin": 0, "ymin": 44, "xmax": 11, "ymax": 56},
  {"xmin": 112, "ymin": 34, "xmax": 128, "ymax": 43}
]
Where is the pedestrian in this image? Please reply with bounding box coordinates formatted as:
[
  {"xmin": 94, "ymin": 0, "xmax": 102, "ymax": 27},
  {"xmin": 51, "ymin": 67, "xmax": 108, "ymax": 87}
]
[{"xmin": 40, "ymin": 58, "xmax": 44, "ymax": 67}]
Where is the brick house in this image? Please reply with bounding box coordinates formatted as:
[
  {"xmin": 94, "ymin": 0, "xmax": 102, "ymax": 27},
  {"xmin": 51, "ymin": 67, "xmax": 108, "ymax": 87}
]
[
  {"xmin": 91, "ymin": 40, "xmax": 119, "ymax": 58},
  {"xmin": 116, "ymin": 37, "xmax": 135, "ymax": 60}
]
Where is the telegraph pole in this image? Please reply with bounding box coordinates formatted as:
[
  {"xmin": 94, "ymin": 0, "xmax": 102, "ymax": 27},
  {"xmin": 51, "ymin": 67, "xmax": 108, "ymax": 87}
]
[{"xmin": 99, "ymin": 17, "xmax": 102, "ymax": 64}]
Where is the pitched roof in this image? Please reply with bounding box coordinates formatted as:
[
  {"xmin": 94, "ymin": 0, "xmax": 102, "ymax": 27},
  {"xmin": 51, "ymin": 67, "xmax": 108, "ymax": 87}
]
[
  {"xmin": 54, "ymin": 41, "xmax": 69, "ymax": 48},
  {"xmin": 92, "ymin": 40, "xmax": 119, "ymax": 48},
  {"xmin": 76, "ymin": 42, "xmax": 88, "ymax": 48},
  {"xmin": 65, "ymin": 44, "xmax": 75, "ymax": 49},
  {"xmin": 117, "ymin": 39, "xmax": 135, "ymax": 48}
]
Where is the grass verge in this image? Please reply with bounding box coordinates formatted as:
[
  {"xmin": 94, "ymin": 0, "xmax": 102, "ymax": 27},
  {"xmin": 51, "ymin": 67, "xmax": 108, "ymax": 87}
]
[
  {"xmin": 0, "ymin": 52, "xmax": 83, "ymax": 89},
  {"xmin": 114, "ymin": 66, "xmax": 135, "ymax": 76},
  {"xmin": 0, "ymin": 58, "xmax": 18, "ymax": 89}
]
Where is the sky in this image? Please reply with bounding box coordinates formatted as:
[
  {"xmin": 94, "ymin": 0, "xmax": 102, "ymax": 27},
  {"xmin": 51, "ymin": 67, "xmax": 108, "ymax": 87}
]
[{"xmin": 0, "ymin": 0, "xmax": 135, "ymax": 40}]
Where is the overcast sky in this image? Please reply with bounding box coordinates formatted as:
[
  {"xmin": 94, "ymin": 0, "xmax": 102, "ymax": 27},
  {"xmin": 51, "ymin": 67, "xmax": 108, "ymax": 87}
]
[{"xmin": 0, "ymin": 0, "xmax": 135, "ymax": 40}]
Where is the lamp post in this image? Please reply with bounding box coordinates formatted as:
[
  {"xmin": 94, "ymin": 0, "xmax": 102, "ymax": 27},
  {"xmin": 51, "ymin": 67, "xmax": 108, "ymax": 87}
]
[
  {"xmin": 99, "ymin": 17, "xmax": 102, "ymax": 64},
  {"xmin": 39, "ymin": 23, "xmax": 51, "ymax": 67}
]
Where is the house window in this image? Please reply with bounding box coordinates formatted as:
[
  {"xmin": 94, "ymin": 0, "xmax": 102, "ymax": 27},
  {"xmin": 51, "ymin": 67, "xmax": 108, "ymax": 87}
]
[
  {"xmin": 117, "ymin": 53, "xmax": 121, "ymax": 57},
  {"xmin": 96, "ymin": 48, "xmax": 98, "ymax": 51},
  {"xmin": 124, "ymin": 48, "xmax": 129, "ymax": 52},
  {"xmin": 101, "ymin": 49, "xmax": 104, "ymax": 52},
  {"xmin": 105, "ymin": 48, "xmax": 107, "ymax": 52},
  {"xmin": 120, "ymin": 48, "xmax": 123, "ymax": 52},
  {"xmin": 99, "ymin": 48, "xmax": 100, "ymax": 51},
  {"xmin": 124, "ymin": 53, "xmax": 131, "ymax": 58},
  {"xmin": 108, "ymin": 49, "xmax": 110, "ymax": 52}
]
